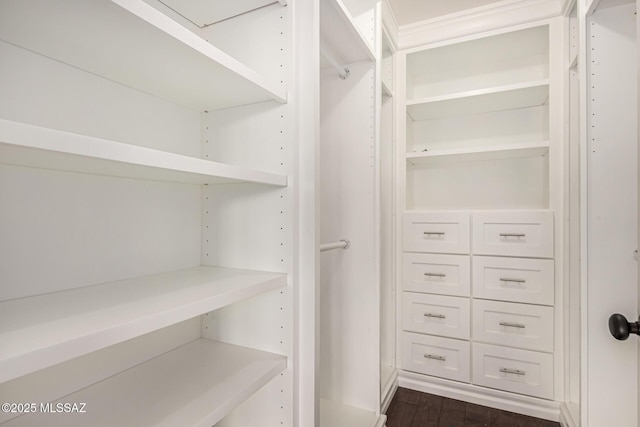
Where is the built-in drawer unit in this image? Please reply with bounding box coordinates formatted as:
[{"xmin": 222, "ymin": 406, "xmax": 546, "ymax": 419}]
[
  {"xmin": 403, "ymin": 211, "xmax": 470, "ymax": 254},
  {"xmin": 403, "ymin": 253, "xmax": 471, "ymax": 297},
  {"xmin": 471, "ymin": 211, "xmax": 553, "ymax": 258},
  {"xmin": 403, "ymin": 292, "xmax": 470, "ymax": 340},
  {"xmin": 472, "ymin": 343, "xmax": 553, "ymax": 399},
  {"xmin": 472, "ymin": 300, "xmax": 553, "ymax": 352},
  {"xmin": 472, "ymin": 256, "xmax": 554, "ymax": 305},
  {"xmin": 402, "ymin": 331, "xmax": 471, "ymax": 383}
]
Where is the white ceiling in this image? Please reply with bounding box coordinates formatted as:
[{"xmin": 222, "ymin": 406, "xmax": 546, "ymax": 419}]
[{"xmin": 387, "ymin": 0, "xmax": 506, "ymax": 26}]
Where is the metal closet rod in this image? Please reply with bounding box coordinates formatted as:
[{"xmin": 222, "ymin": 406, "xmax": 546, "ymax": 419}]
[
  {"xmin": 320, "ymin": 239, "xmax": 351, "ymax": 252},
  {"xmin": 320, "ymin": 42, "xmax": 350, "ymax": 80}
]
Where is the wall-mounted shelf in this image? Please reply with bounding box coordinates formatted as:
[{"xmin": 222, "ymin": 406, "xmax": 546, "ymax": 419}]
[
  {"xmin": 0, "ymin": 119, "xmax": 287, "ymax": 186},
  {"xmin": 2, "ymin": 339, "xmax": 286, "ymax": 427},
  {"xmin": 0, "ymin": 266, "xmax": 287, "ymax": 383},
  {"xmin": 406, "ymin": 80, "xmax": 549, "ymax": 121},
  {"xmin": 407, "ymin": 141, "xmax": 550, "ymax": 165},
  {"xmin": 320, "ymin": 0, "xmax": 375, "ymax": 65},
  {"xmin": 0, "ymin": 0, "xmax": 287, "ymax": 111}
]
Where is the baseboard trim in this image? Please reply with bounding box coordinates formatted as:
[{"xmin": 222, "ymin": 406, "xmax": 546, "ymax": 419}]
[
  {"xmin": 398, "ymin": 370, "xmax": 561, "ymax": 422},
  {"xmin": 374, "ymin": 414, "xmax": 387, "ymax": 427},
  {"xmin": 381, "ymin": 368, "xmax": 399, "ymax": 414}
]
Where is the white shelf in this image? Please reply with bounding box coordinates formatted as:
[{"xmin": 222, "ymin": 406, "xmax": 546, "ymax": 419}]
[
  {"xmin": 3, "ymin": 339, "xmax": 287, "ymax": 427},
  {"xmin": 0, "ymin": 0, "xmax": 287, "ymax": 111},
  {"xmin": 406, "ymin": 80, "xmax": 550, "ymax": 121},
  {"xmin": 407, "ymin": 141, "xmax": 550, "ymax": 165},
  {"xmin": 0, "ymin": 266, "xmax": 287, "ymax": 383},
  {"xmin": 0, "ymin": 119, "xmax": 287, "ymax": 186},
  {"xmin": 320, "ymin": 399, "xmax": 380, "ymax": 427},
  {"xmin": 320, "ymin": 0, "xmax": 375, "ymax": 66}
]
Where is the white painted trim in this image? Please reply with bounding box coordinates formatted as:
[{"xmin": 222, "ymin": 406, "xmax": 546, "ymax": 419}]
[
  {"xmin": 398, "ymin": 370, "xmax": 561, "ymax": 422},
  {"xmin": 559, "ymin": 402, "xmax": 580, "ymax": 427},
  {"xmin": 381, "ymin": 0, "xmax": 399, "ymax": 51},
  {"xmin": 397, "ymin": 0, "xmax": 562, "ymax": 49},
  {"xmin": 381, "ymin": 369, "xmax": 399, "ymax": 414},
  {"xmin": 562, "ymin": 0, "xmax": 577, "ymax": 16},
  {"xmin": 374, "ymin": 415, "xmax": 387, "ymax": 427}
]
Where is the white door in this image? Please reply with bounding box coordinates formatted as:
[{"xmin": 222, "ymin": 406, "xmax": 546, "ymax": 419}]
[{"xmin": 586, "ymin": 2, "xmax": 638, "ymax": 426}]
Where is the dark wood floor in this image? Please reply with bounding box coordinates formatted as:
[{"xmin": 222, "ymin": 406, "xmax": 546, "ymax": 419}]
[{"xmin": 385, "ymin": 388, "xmax": 561, "ymax": 427}]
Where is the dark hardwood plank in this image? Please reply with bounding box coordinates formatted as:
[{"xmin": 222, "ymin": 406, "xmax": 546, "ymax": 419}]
[
  {"xmin": 412, "ymin": 393, "xmax": 443, "ymax": 427},
  {"xmin": 385, "ymin": 388, "xmax": 562, "ymax": 427},
  {"xmin": 464, "ymin": 402, "xmax": 492, "ymax": 427},
  {"xmin": 387, "ymin": 400, "xmax": 418, "ymax": 427},
  {"xmin": 395, "ymin": 387, "xmax": 424, "ymax": 404},
  {"xmin": 438, "ymin": 398, "xmax": 466, "ymax": 427}
]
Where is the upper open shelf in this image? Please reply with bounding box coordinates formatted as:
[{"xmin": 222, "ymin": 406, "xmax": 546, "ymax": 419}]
[
  {"xmin": 406, "ymin": 80, "xmax": 549, "ymax": 121},
  {"xmin": 407, "ymin": 141, "xmax": 549, "ymax": 164},
  {"xmin": 320, "ymin": 0, "xmax": 375, "ymax": 66},
  {"xmin": 0, "ymin": 119, "xmax": 287, "ymax": 186},
  {"xmin": 0, "ymin": 266, "xmax": 287, "ymax": 383},
  {"xmin": 0, "ymin": 0, "xmax": 287, "ymax": 112}
]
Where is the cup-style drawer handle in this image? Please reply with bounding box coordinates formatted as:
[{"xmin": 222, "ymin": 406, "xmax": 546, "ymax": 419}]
[
  {"xmin": 423, "ymin": 231, "xmax": 445, "ymax": 236},
  {"xmin": 424, "ymin": 313, "xmax": 446, "ymax": 319},
  {"xmin": 424, "ymin": 353, "xmax": 446, "ymax": 361},
  {"xmin": 500, "ymin": 233, "xmax": 526, "ymax": 238},
  {"xmin": 499, "ymin": 321, "xmax": 526, "ymax": 328},
  {"xmin": 500, "ymin": 367, "xmax": 525, "ymax": 375},
  {"xmin": 499, "ymin": 278, "xmax": 526, "ymax": 283},
  {"xmin": 424, "ymin": 272, "xmax": 446, "ymax": 278}
]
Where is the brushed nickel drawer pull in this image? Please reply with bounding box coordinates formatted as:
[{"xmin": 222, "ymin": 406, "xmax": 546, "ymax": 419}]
[
  {"xmin": 499, "ymin": 233, "xmax": 526, "ymax": 238},
  {"xmin": 500, "ymin": 367, "xmax": 526, "ymax": 375},
  {"xmin": 424, "ymin": 313, "xmax": 446, "ymax": 319},
  {"xmin": 424, "ymin": 272, "xmax": 446, "ymax": 278},
  {"xmin": 423, "ymin": 231, "xmax": 445, "ymax": 236},
  {"xmin": 499, "ymin": 278, "xmax": 526, "ymax": 283},
  {"xmin": 424, "ymin": 353, "xmax": 446, "ymax": 361},
  {"xmin": 499, "ymin": 321, "xmax": 526, "ymax": 328}
]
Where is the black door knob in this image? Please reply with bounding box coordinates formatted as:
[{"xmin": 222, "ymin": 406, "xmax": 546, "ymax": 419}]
[{"xmin": 609, "ymin": 313, "xmax": 640, "ymax": 340}]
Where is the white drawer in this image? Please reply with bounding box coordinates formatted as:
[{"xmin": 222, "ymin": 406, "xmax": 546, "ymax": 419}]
[
  {"xmin": 472, "ymin": 211, "xmax": 553, "ymax": 258},
  {"xmin": 472, "ymin": 256, "xmax": 554, "ymax": 305},
  {"xmin": 472, "ymin": 300, "xmax": 554, "ymax": 352},
  {"xmin": 403, "ymin": 292, "xmax": 470, "ymax": 340},
  {"xmin": 403, "ymin": 253, "xmax": 470, "ymax": 297},
  {"xmin": 472, "ymin": 343, "xmax": 553, "ymax": 399},
  {"xmin": 403, "ymin": 211, "xmax": 470, "ymax": 254},
  {"xmin": 402, "ymin": 332, "xmax": 470, "ymax": 383}
]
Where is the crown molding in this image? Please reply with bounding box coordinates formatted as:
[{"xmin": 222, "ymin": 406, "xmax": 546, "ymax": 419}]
[
  {"xmin": 397, "ymin": 0, "xmax": 563, "ymax": 50},
  {"xmin": 381, "ymin": 0, "xmax": 400, "ymax": 52}
]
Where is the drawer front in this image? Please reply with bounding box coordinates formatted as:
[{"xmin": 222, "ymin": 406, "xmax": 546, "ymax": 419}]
[
  {"xmin": 472, "ymin": 256, "xmax": 554, "ymax": 305},
  {"xmin": 472, "ymin": 343, "xmax": 553, "ymax": 399},
  {"xmin": 403, "ymin": 253, "xmax": 470, "ymax": 297},
  {"xmin": 472, "ymin": 211, "xmax": 553, "ymax": 258},
  {"xmin": 402, "ymin": 332, "xmax": 470, "ymax": 383},
  {"xmin": 403, "ymin": 212, "xmax": 470, "ymax": 254},
  {"xmin": 403, "ymin": 293, "xmax": 470, "ymax": 340},
  {"xmin": 472, "ymin": 300, "xmax": 554, "ymax": 352}
]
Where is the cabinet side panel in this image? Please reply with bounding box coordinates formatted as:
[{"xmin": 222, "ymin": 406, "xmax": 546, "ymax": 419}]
[
  {"xmin": 319, "ymin": 61, "xmax": 378, "ymax": 413},
  {"xmin": 200, "ymin": 3, "xmax": 288, "ymax": 93},
  {"xmin": 200, "ymin": 14, "xmax": 293, "ymax": 421}
]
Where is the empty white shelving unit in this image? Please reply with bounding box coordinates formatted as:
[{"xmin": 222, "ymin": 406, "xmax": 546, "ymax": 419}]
[{"xmin": 0, "ymin": 0, "xmax": 298, "ymax": 425}]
